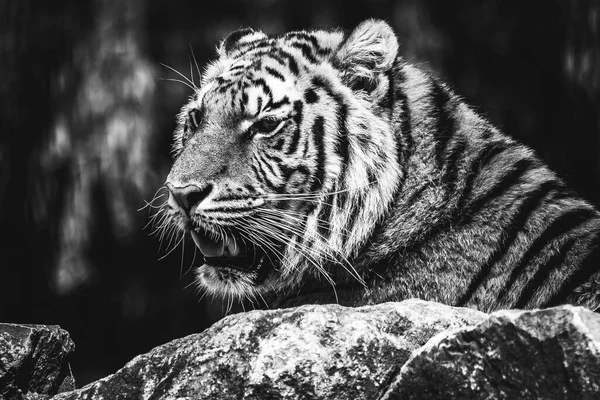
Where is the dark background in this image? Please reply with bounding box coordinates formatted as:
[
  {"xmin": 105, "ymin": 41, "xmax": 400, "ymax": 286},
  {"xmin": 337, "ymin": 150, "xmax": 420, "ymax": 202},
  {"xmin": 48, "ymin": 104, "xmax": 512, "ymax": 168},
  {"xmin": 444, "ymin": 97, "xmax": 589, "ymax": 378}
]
[{"xmin": 1, "ymin": 0, "xmax": 598, "ymax": 386}]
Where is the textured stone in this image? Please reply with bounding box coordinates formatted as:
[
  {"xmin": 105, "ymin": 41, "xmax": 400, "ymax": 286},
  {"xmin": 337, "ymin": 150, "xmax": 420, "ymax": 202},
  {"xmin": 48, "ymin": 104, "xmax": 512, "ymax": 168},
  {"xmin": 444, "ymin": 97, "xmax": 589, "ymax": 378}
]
[
  {"xmin": 51, "ymin": 299, "xmax": 485, "ymax": 400},
  {"xmin": 0, "ymin": 324, "xmax": 76, "ymax": 400},
  {"xmin": 382, "ymin": 305, "xmax": 600, "ymax": 400}
]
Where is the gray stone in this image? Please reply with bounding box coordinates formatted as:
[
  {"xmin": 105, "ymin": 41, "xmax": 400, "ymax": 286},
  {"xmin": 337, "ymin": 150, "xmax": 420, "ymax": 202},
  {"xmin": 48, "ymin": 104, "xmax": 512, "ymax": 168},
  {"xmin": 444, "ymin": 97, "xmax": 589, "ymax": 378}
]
[
  {"xmin": 382, "ymin": 305, "xmax": 600, "ymax": 400},
  {"xmin": 0, "ymin": 324, "xmax": 76, "ymax": 400},
  {"xmin": 51, "ymin": 299, "xmax": 485, "ymax": 400}
]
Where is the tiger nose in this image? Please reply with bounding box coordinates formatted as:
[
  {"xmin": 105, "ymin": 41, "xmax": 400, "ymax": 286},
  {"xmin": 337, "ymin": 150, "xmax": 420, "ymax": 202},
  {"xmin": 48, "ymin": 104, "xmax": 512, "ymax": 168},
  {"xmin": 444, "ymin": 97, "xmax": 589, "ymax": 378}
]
[{"xmin": 166, "ymin": 183, "xmax": 213, "ymax": 214}]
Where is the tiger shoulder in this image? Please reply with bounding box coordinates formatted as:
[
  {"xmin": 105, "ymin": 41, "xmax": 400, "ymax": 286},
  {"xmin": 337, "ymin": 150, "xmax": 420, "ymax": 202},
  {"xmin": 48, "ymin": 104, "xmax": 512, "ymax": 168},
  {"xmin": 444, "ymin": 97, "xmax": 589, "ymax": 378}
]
[{"xmin": 160, "ymin": 19, "xmax": 600, "ymax": 313}]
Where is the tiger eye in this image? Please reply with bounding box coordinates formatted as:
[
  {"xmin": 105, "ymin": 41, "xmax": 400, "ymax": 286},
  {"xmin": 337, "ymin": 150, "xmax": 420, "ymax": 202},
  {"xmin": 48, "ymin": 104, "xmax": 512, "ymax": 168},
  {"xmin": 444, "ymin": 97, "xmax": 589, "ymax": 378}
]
[
  {"xmin": 188, "ymin": 108, "xmax": 203, "ymax": 131},
  {"xmin": 253, "ymin": 118, "xmax": 281, "ymax": 134}
]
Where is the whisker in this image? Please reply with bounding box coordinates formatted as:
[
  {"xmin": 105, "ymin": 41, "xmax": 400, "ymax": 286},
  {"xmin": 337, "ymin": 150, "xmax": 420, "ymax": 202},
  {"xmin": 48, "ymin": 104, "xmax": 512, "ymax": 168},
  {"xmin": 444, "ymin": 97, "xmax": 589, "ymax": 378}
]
[
  {"xmin": 256, "ymin": 290, "xmax": 270, "ymax": 309},
  {"xmin": 184, "ymin": 245, "xmax": 199, "ymax": 276},
  {"xmin": 138, "ymin": 197, "xmax": 167, "ymax": 212},
  {"xmin": 163, "ymin": 225, "xmax": 180, "ymax": 252},
  {"xmin": 149, "ymin": 217, "xmax": 171, "ymax": 236},
  {"xmin": 236, "ymin": 220, "xmax": 289, "ymax": 271},
  {"xmin": 257, "ymin": 207, "xmax": 353, "ymax": 237},
  {"xmin": 246, "ymin": 216, "xmax": 338, "ymax": 287},
  {"xmin": 158, "ymin": 232, "xmax": 185, "ymax": 261},
  {"xmin": 180, "ymin": 234, "xmax": 186, "ymax": 278},
  {"xmin": 235, "ymin": 221, "xmax": 286, "ymax": 267},
  {"xmin": 144, "ymin": 211, "xmax": 165, "ymax": 231},
  {"xmin": 188, "ymin": 55, "xmax": 195, "ymax": 87},
  {"xmin": 260, "ymin": 181, "xmax": 377, "ymax": 200},
  {"xmin": 252, "ymin": 211, "xmax": 365, "ymax": 286},
  {"xmin": 159, "ymin": 62, "xmax": 197, "ymax": 88},
  {"xmin": 189, "ymin": 44, "xmax": 202, "ymax": 83},
  {"xmin": 258, "ymin": 196, "xmax": 344, "ymax": 211},
  {"xmin": 159, "ymin": 77, "xmax": 195, "ymax": 91},
  {"xmin": 139, "ymin": 186, "xmax": 169, "ymax": 214}
]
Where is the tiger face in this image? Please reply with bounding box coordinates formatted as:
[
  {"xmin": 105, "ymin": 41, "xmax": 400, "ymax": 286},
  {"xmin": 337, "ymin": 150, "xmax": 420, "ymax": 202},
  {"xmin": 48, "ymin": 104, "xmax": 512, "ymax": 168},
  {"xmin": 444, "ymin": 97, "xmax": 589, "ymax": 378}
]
[{"xmin": 164, "ymin": 20, "xmax": 401, "ymax": 301}]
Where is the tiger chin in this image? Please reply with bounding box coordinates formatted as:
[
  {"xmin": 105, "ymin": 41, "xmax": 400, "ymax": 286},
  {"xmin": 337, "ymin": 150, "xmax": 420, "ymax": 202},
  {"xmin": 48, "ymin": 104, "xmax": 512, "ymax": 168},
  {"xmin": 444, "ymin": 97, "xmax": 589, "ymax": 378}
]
[{"xmin": 161, "ymin": 19, "xmax": 600, "ymax": 313}]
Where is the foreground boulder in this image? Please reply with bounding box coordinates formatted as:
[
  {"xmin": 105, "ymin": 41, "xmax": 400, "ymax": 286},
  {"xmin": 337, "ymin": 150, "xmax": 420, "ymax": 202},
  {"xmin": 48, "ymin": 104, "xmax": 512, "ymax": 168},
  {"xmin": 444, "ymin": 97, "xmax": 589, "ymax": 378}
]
[
  {"xmin": 51, "ymin": 300, "xmax": 485, "ymax": 400},
  {"xmin": 0, "ymin": 324, "xmax": 76, "ymax": 400},
  {"xmin": 382, "ymin": 305, "xmax": 600, "ymax": 399},
  {"xmin": 48, "ymin": 300, "xmax": 600, "ymax": 399}
]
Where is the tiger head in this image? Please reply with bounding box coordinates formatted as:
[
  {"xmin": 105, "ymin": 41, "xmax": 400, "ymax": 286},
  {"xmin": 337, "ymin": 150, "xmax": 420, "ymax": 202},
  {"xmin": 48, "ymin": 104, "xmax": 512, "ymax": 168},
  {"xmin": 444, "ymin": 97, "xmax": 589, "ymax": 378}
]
[{"xmin": 163, "ymin": 19, "xmax": 402, "ymax": 302}]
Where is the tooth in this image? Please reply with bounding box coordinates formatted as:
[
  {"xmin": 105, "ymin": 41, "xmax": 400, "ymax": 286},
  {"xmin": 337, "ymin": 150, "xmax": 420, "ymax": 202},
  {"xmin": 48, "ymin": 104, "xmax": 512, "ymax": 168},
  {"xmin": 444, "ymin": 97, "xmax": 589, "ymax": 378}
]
[
  {"xmin": 190, "ymin": 230, "xmax": 225, "ymax": 257},
  {"xmin": 226, "ymin": 237, "xmax": 241, "ymax": 257},
  {"xmin": 191, "ymin": 230, "xmax": 203, "ymax": 250}
]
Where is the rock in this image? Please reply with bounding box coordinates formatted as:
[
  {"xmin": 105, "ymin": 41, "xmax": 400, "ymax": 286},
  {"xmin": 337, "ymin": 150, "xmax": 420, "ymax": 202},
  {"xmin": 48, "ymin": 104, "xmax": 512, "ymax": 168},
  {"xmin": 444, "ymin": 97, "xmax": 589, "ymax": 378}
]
[
  {"xmin": 43, "ymin": 301, "xmax": 600, "ymax": 399},
  {"xmin": 51, "ymin": 299, "xmax": 485, "ymax": 400},
  {"xmin": 0, "ymin": 324, "xmax": 76, "ymax": 400},
  {"xmin": 382, "ymin": 305, "xmax": 600, "ymax": 400}
]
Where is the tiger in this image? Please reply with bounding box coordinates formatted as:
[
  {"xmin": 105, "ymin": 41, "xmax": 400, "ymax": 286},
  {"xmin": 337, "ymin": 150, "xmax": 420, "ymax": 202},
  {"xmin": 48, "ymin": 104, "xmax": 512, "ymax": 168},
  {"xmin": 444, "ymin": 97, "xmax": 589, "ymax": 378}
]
[{"xmin": 160, "ymin": 19, "xmax": 600, "ymax": 313}]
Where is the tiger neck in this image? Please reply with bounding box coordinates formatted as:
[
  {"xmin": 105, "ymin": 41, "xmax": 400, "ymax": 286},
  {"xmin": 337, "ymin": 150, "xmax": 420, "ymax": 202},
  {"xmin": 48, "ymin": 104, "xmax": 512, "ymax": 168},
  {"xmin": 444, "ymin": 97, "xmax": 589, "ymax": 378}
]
[
  {"xmin": 352, "ymin": 62, "xmax": 482, "ymax": 271},
  {"xmin": 286, "ymin": 63, "xmax": 407, "ymax": 288},
  {"xmin": 320, "ymin": 62, "xmax": 405, "ymax": 274},
  {"xmin": 343, "ymin": 62, "xmax": 439, "ymax": 275}
]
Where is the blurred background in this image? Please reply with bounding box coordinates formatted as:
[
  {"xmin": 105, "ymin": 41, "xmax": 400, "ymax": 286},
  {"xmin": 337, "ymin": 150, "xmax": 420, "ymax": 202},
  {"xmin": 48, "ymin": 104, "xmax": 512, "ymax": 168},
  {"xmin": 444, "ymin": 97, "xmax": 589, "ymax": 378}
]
[{"xmin": 1, "ymin": 0, "xmax": 598, "ymax": 386}]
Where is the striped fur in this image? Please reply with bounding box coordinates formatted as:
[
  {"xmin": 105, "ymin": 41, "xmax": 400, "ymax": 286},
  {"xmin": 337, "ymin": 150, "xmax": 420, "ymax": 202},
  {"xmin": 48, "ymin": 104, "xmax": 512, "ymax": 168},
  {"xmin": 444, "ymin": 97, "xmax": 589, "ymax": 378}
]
[{"xmin": 162, "ymin": 20, "xmax": 600, "ymax": 312}]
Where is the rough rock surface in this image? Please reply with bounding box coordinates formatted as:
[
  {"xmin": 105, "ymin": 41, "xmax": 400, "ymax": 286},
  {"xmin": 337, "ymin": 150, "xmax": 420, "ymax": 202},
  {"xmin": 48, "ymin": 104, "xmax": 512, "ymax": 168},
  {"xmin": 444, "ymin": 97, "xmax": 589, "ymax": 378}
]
[
  {"xmin": 382, "ymin": 305, "xmax": 600, "ymax": 400},
  {"xmin": 0, "ymin": 324, "xmax": 76, "ymax": 400},
  {"xmin": 51, "ymin": 299, "xmax": 485, "ymax": 400}
]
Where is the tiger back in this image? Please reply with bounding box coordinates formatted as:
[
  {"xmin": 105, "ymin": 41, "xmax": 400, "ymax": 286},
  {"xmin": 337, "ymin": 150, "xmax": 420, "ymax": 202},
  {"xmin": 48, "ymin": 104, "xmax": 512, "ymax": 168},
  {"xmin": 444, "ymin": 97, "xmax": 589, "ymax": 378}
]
[{"xmin": 161, "ymin": 19, "xmax": 600, "ymax": 312}]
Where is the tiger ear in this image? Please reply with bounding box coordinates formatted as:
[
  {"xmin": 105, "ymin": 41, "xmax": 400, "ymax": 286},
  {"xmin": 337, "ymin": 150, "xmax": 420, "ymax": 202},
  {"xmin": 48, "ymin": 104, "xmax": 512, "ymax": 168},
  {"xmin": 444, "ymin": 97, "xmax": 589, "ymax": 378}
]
[
  {"xmin": 218, "ymin": 28, "xmax": 267, "ymax": 57},
  {"xmin": 334, "ymin": 19, "xmax": 399, "ymax": 98}
]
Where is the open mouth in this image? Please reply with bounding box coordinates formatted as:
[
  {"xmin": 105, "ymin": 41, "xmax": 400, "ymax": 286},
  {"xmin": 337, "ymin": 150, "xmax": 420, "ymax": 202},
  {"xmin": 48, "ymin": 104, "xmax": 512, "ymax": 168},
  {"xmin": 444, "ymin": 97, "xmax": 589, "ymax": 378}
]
[{"xmin": 190, "ymin": 227, "xmax": 266, "ymax": 273}]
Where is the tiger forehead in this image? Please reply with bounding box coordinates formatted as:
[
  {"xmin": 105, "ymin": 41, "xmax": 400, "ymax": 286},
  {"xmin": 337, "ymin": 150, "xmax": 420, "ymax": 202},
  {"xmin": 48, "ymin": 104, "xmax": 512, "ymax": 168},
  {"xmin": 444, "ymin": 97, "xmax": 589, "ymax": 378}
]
[
  {"xmin": 216, "ymin": 31, "xmax": 341, "ymax": 82},
  {"xmin": 217, "ymin": 56, "xmax": 291, "ymax": 86},
  {"xmin": 227, "ymin": 32, "xmax": 338, "ymax": 65},
  {"xmin": 189, "ymin": 31, "xmax": 344, "ymax": 123},
  {"xmin": 199, "ymin": 66, "xmax": 300, "ymax": 121}
]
